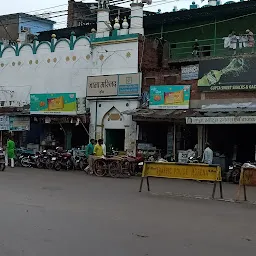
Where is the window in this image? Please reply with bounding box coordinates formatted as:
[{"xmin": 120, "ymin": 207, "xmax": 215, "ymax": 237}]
[
  {"xmin": 164, "ymin": 76, "xmax": 177, "ymax": 84},
  {"xmin": 21, "ymin": 26, "xmax": 30, "ymax": 32},
  {"xmin": 145, "ymin": 77, "xmax": 156, "ymax": 87}
]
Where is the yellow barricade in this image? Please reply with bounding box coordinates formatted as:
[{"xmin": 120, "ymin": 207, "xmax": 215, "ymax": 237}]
[
  {"xmin": 139, "ymin": 162, "xmax": 223, "ymax": 199},
  {"xmin": 236, "ymin": 167, "xmax": 256, "ymax": 201}
]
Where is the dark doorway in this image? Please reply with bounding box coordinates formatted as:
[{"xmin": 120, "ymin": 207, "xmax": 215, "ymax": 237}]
[
  {"xmin": 208, "ymin": 124, "xmax": 256, "ymax": 163},
  {"xmin": 105, "ymin": 129, "xmax": 125, "ymax": 153}
]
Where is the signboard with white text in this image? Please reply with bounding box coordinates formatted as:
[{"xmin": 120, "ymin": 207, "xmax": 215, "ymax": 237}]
[
  {"xmin": 186, "ymin": 116, "xmax": 256, "ymax": 125},
  {"xmin": 87, "ymin": 73, "xmax": 141, "ymax": 97},
  {"xmin": 0, "ymin": 116, "xmax": 9, "ymax": 130},
  {"xmin": 181, "ymin": 64, "xmax": 199, "ymax": 80}
]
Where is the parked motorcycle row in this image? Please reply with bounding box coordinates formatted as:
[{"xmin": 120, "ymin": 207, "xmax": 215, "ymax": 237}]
[
  {"xmin": 14, "ymin": 148, "xmax": 144, "ymax": 176},
  {"xmin": 15, "ymin": 148, "xmax": 88, "ymax": 171},
  {"xmin": 5, "ymin": 147, "xmax": 249, "ymax": 184}
]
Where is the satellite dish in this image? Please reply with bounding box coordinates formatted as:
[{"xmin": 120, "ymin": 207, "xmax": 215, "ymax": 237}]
[{"xmin": 142, "ymin": 0, "xmax": 152, "ymax": 5}]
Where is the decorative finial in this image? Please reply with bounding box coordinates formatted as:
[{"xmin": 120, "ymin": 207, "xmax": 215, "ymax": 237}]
[
  {"xmin": 91, "ymin": 28, "xmax": 96, "ymax": 33},
  {"xmin": 113, "ymin": 17, "xmax": 120, "ymax": 30},
  {"xmin": 51, "ymin": 34, "xmax": 56, "ymax": 39},
  {"xmin": 71, "ymin": 31, "xmax": 75, "ymax": 36},
  {"xmin": 122, "ymin": 16, "xmax": 129, "ymax": 29}
]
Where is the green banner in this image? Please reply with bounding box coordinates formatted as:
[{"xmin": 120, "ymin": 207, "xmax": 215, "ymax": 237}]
[
  {"xmin": 149, "ymin": 85, "xmax": 191, "ymax": 109},
  {"xmin": 30, "ymin": 93, "xmax": 77, "ymax": 115}
]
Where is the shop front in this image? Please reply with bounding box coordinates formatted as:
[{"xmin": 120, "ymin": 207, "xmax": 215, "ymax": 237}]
[
  {"xmin": 0, "ymin": 115, "xmax": 30, "ymax": 148},
  {"xmin": 29, "ymin": 93, "xmax": 89, "ymax": 151},
  {"xmin": 129, "ymin": 108, "xmax": 197, "ymax": 161},
  {"xmin": 87, "ymin": 73, "xmax": 141, "ymax": 155},
  {"xmin": 186, "ymin": 113, "xmax": 256, "ymax": 170},
  {"xmin": 126, "ymin": 84, "xmax": 197, "ymax": 160}
]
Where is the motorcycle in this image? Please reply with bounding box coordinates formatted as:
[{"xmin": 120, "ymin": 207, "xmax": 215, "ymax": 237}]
[
  {"xmin": 46, "ymin": 152, "xmax": 58, "ymax": 169},
  {"xmin": 188, "ymin": 155, "xmax": 201, "ymax": 163},
  {"xmin": 0, "ymin": 147, "xmax": 5, "ymax": 171},
  {"xmin": 36, "ymin": 150, "xmax": 51, "ymax": 169},
  {"xmin": 21, "ymin": 152, "xmax": 40, "ymax": 168},
  {"xmin": 54, "ymin": 151, "xmax": 73, "ymax": 171},
  {"xmin": 72, "ymin": 155, "xmax": 88, "ymax": 170},
  {"xmin": 127, "ymin": 155, "xmax": 144, "ymax": 176},
  {"xmin": 227, "ymin": 161, "xmax": 242, "ymax": 184},
  {"xmin": 15, "ymin": 149, "xmax": 34, "ymax": 167}
]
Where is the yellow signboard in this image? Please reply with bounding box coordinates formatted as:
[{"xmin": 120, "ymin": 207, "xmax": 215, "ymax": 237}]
[
  {"xmin": 239, "ymin": 168, "xmax": 256, "ymax": 186},
  {"xmin": 237, "ymin": 168, "xmax": 256, "ymax": 201},
  {"xmin": 142, "ymin": 162, "xmax": 221, "ymax": 181}
]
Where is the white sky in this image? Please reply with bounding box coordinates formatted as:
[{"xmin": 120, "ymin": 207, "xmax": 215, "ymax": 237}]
[{"xmin": 0, "ymin": 0, "xmax": 241, "ymax": 28}]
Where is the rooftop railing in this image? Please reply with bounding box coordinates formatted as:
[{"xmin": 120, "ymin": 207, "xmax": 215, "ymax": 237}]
[{"xmin": 170, "ymin": 36, "xmax": 255, "ymax": 61}]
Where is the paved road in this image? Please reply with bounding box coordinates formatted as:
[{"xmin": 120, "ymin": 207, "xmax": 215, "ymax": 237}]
[{"xmin": 0, "ymin": 167, "xmax": 256, "ymax": 256}]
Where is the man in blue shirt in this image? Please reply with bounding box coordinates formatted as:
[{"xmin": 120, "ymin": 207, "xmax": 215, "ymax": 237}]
[
  {"xmin": 86, "ymin": 139, "xmax": 95, "ymax": 158},
  {"xmin": 202, "ymin": 142, "xmax": 213, "ymax": 164}
]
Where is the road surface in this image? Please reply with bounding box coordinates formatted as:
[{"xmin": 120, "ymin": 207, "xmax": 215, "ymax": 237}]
[{"xmin": 0, "ymin": 167, "xmax": 255, "ymax": 256}]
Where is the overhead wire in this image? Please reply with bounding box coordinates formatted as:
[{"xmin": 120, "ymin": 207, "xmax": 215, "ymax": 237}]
[
  {"xmin": 0, "ymin": 0, "xmax": 250, "ymax": 37},
  {"xmin": 145, "ymin": 10, "xmax": 256, "ymax": 36},
  {"xmin": 0, "ymin": 0, "xmax": 180, "ymax": 28}
]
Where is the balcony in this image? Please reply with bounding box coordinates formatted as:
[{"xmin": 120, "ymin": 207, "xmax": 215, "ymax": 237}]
[{"xmin": 169, "ymin": 37, "xmax": 255, "ymax": 62}]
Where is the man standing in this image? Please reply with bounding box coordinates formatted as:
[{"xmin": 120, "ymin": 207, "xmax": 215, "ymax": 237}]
[
  {"xmin": 86, "ymin": 139, "xmax": 95, "ymax": 174},
  {"xmin": 202, "ymin": 142, "xmax": 213, "ymax": 164},
  {"xmin": 94, "ymin": 139, "xmax": 104, "ymax": 157},
  {"xmin": 86, "ymin": 139, "xmax": 95, "ymax": 158},
  {"xmin": 102, "ymin": 141, "xmax": 106, "ymax": 156},
  {"xmin": 7, "ymin": 136, "xmax": 15, "ymax": 168}
]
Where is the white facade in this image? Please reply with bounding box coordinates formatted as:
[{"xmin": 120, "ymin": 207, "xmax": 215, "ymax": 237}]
[
  {"xmin": 0, "ymin": 32, "xmax": 140, "ymax": 153},
  {"xmin": 0, "ymin": 35, "xmax": 138, "ymax": 107},
  {"xmin": 0, "ymin": 0, "xmax": 146, "ymax": 153},
  {"xmin": 89, "ymin": 99, "xmax": 139, "ymax": 155}
]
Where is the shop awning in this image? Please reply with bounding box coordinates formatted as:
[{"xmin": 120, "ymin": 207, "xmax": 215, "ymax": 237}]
[
  {"xmin": 123, "ymin": 109, "xmax": 197, "ymax": 122},
  {"xmin": 186, "ymin": 109, "xmax": 256, "ymax": 124},
  {"xmin": 123, "ymin": 108, "xmax": 256, "ymax": 123}
]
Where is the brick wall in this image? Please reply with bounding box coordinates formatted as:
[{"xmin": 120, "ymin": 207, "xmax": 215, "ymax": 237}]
[
  {"xmin": 67, "ymin": 0, "xmax": 74, "ymax": 27},
  {"xmin": 139, "ymin": 37, "xmax": 256, "ymax": 101}
]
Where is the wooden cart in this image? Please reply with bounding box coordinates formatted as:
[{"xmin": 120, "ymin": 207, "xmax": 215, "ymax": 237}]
[{"xmin": 93, "ymin": 156, "xmax": 134, "ymax": 178}]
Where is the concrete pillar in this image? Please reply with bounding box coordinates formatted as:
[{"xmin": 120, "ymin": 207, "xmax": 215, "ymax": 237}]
[
  {"xmin": 129, "ymin": 3, "xmax": 144, "ymax": 35},
  {"xmin": 65, "ymin": 129, "xmax": 72, "ymax": 150},
  {"xmin": 96, "ymin": 9, "xmax": 110, "ymax": 38},
  {"xmin": 197, "ymin": 125, "xmax": 204, "ymax": 156}
]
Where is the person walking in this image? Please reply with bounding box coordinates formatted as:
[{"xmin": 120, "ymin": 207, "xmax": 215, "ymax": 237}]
[
  {"xmin": 7, "ymin": 136, "xmax": 15, "ymax": 168},
  {"xmin": 202, "ymin": 142, "xmax": 213, "ymax": 165}
]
